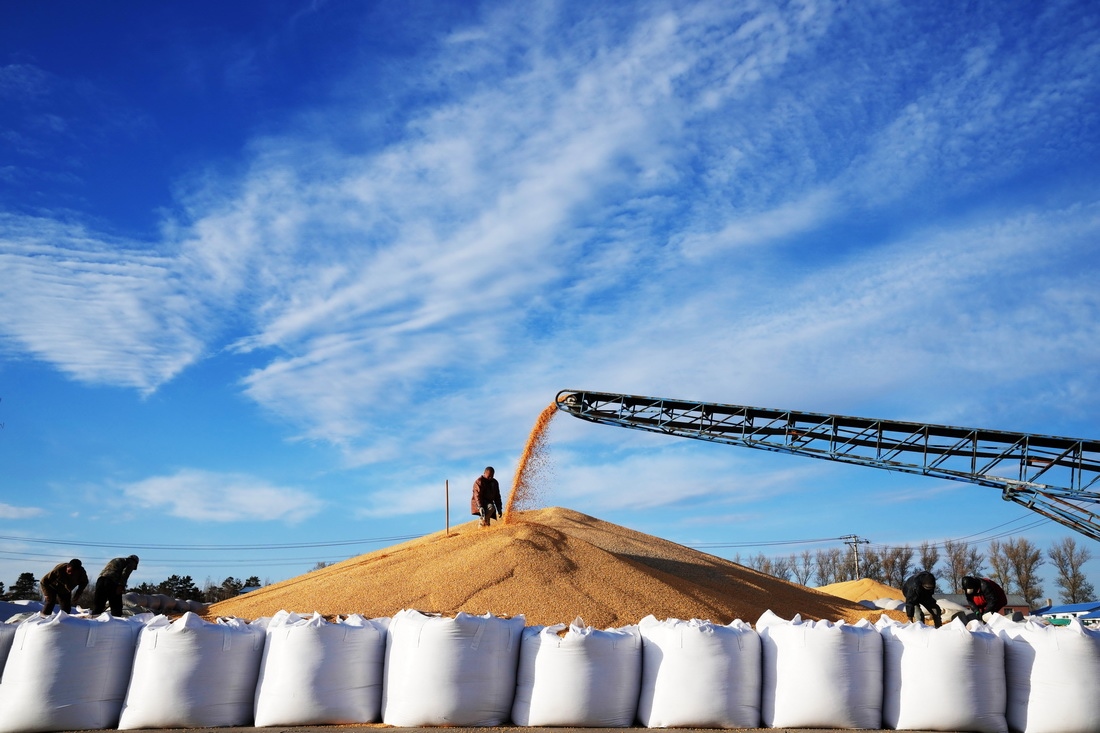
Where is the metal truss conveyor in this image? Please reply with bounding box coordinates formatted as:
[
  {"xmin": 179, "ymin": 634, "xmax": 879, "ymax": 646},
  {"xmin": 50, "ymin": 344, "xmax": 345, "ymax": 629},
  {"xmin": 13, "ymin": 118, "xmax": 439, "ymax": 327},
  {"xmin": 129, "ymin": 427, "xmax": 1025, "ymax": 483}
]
[{"xmin": 555, "ymin": 390, "xmax": 1100, "ymax": 542}]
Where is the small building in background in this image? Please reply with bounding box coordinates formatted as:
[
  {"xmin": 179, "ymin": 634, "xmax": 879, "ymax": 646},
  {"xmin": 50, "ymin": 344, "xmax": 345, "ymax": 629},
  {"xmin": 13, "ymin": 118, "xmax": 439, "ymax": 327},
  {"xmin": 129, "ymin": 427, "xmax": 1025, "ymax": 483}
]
[{"xmin": 1030, "ymin": 601, "xmax": 1100, "ymax": 627}]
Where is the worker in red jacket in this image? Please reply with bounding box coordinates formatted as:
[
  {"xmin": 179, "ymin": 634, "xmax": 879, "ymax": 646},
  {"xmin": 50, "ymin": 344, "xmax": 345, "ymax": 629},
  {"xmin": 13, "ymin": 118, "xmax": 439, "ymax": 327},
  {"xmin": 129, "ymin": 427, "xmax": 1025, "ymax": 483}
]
[{"xmin": 961, "ymin": 576, "xmax": 1008, "ymax": 620}]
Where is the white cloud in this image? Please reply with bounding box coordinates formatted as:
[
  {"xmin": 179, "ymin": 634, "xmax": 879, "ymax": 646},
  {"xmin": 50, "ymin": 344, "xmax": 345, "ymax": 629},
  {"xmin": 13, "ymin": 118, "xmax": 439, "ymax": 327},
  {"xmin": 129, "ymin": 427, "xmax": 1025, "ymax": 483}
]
[
  {"xmin": 0, "ymin": 217, "xmax": 208, "ymax": 393},
  {"xmin": 676, "ymin": 188, "xmax": 837, "ymax": 256},
  {"xmin": 0, "ymin": 503, "xmax": 44, "ymax": 519},
  {"xmin": 506, "ymin": 442, "xmax": 831, "ymax": 514},
  {"xmin": 120, "ymin": 469, "xmax": 323, "ymax": 523},
  {"xmin": 356, "ymin": 480, "xmax": 452, "ymax": 519},
  {"xmin": 1, "ymin": 1, "xmax": 1097, "ymax": 472}
]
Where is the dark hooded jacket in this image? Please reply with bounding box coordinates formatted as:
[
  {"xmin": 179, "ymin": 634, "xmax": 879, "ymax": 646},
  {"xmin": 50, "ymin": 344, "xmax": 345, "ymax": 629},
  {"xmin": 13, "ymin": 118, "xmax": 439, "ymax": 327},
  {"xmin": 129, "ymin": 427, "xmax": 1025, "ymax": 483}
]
[
  {"xmin": 964, "ymin": 577, "xmax": 1008, "ymax": 615},
  {"xmin": 902, "ymin": 571, "xmax": 938, "ymax": 608},
  {"xmin": 471, "ymin": 475, "xmax": 502, "ymax": 515}
]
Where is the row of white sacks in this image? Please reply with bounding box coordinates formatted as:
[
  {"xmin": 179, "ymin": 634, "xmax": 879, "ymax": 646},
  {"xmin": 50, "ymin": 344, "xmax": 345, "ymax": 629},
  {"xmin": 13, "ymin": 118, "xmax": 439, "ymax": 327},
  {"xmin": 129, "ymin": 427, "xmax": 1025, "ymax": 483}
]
[{"xmin": 1, "ymin": 608, "xmax": 1098, "ymax": 733}]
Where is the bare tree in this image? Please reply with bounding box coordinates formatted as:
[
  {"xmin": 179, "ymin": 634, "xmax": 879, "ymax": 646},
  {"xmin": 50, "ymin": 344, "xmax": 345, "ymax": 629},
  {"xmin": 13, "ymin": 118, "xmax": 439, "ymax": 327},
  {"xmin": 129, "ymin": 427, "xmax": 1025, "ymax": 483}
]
[
  {"xmin": 881, "ymin": 545, "xmax": 914, "ymax": 590},
  {"xmin": 860, "ymin": 548, "xmax": 884, "ymax": 582},
  {"xmin": 999, "ymin": 537, "xmax": 1045, "ymax": 607},
  {"xmin": 943, "ymin": 540, "xmax": 985, "ymax": 593},
  {"xmin": 1048, "ymin": 537, "xmax": 1095, "ymax": 604},
  {"xmin": 791, "ymin": 550, "xmax": 815, "ymax": 586},
  {"xmin": 918, "ymin": 541, "xmax": 940, "ymax": 574},
  {"xmin": 987, "ymin": 539, "xmax": 1013, "ymax": 591},
  {"xmin": 748, "ymin": 553, "xmax": 793, "ymax": 581},
  {"xmin": 769, "ymin": 555, "xmax": 794, "ymax": 581},
  {"xmin": 839, "ymin": 551, "xmax": 859, "ymax": 582},
  {"xmin": 815, "ymin": 547, "xmax": 844, "ymax": 585}
]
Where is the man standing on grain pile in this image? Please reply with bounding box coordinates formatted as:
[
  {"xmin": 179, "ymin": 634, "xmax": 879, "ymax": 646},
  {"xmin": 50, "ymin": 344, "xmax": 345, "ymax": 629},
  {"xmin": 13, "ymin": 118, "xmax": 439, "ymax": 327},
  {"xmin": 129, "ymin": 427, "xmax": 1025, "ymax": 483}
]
[
  {"xmin": 92, "ymin": 554, "xmax": 139, "ymax": 616},
  {"xmin": 902, "ymin": 570, "xmax": 943, "ymax": 627},
  {"xmin": 39, "ymin": 558, "xmax": 89, "ymax": 615},
  {"xmin": 471, "ymin": 466, "xmax": 503, "ymax": 528}
]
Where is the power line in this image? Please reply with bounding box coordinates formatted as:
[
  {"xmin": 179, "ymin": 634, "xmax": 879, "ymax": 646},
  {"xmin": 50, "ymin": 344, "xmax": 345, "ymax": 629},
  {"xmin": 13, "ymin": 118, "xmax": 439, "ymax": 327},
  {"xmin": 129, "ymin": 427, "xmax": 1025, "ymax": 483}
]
[
  {"xmin": 866, "ymin": 517, "xmax": 1050, "ymax": 554},
  {"xmin": 688, "ymin": 513, "xmax": 1053, "ymax": 554},
  {"xmin": 0, "ymin": 533, "xmax": 422, "ymax": 552},
  {"xmin": 691, "ymin": 536, "xmax": 846, "ymax": 549},
  {"xmin": 0, "ymin": 550, "xmax": 357, "ymax": 568}
]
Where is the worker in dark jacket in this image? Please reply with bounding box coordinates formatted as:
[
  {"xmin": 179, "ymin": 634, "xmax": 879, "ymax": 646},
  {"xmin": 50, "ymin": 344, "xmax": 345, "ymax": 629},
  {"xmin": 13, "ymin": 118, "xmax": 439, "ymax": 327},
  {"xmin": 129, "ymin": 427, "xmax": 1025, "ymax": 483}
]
[
  {"xmin": 902, "ymin": 571, "xmax": 943, "ymax": 627},
  {"xmin": 961, "ymin": 576, "xmax": 1007, "ymax": 620},
  {"xmin": 40, "ymin": 559, "xmax": 89, "ymax": 615},
  {"xmin": 471, "ymin": 467, "xmax": 503, "ymax": 528},
  {"xmin": 92, "ymin": 554, "xmax": 139, "ymax": 616}
]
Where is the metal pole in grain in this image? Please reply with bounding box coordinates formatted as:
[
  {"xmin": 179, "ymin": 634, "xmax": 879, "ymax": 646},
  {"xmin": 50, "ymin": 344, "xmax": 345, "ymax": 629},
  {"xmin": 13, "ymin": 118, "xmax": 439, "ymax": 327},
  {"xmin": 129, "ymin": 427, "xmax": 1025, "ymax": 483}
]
[{"xmin": 445, "ymin": 479, "xmax": 450, "ymax": 536}]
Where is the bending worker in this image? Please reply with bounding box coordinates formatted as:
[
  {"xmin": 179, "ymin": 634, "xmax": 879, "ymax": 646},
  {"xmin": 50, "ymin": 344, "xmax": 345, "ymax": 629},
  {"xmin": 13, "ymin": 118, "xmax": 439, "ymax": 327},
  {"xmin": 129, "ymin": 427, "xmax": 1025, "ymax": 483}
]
[
  {"xmin": 92, "ymin": 554, "xmax": 139, "ymax": 616},
  {"xmin": 39, "ymin": 558, "xmax": 89, "ymax": 616},
  {"xmin": 961, "ymin": 575, "xmax": 1007, "ymax": 620},
  {"xmin": 902, "ymin": 571, "xmax": 943, "ymax": 627},
  {"xmin": 471, "ymin": 466, "xmax": 503, "ymax": 528}
]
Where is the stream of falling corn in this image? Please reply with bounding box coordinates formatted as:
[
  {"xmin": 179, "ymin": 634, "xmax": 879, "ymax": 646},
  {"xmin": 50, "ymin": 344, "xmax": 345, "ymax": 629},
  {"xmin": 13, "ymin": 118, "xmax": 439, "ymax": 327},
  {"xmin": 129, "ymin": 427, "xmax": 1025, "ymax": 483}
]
[{"xmin": 503, "ymin": 402, "xmax": 558, "ymax": 522}]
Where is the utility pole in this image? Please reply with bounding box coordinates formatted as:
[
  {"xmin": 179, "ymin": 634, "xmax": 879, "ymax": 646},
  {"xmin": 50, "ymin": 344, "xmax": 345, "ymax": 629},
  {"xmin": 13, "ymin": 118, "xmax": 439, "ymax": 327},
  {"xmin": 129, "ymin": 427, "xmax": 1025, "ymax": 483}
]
[{"xmin": 840, "ymin": 534, "xmax": 870, "ymax": 578}]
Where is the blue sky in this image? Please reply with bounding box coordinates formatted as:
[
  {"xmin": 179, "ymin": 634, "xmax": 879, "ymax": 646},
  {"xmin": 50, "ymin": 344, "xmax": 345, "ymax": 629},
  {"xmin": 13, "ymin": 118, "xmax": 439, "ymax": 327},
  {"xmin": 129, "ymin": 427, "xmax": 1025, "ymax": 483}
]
[{"xmin": 1, "ymin": 0, "xmax": 1098, "ymax": 597}]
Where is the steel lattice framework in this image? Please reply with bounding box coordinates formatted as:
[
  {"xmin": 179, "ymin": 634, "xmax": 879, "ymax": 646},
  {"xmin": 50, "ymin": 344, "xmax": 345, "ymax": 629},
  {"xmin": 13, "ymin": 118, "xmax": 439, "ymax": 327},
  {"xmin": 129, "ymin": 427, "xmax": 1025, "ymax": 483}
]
[{"xmin": 556, "ymin": 390, "xmax": 1100, "ymax": 542}]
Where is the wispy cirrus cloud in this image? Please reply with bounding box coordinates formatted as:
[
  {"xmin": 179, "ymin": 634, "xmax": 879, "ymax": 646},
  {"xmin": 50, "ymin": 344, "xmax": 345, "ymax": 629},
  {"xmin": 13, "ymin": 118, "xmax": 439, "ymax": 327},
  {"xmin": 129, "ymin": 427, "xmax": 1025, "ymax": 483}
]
[
  {"xmin": 0, "ymin": 216, "xmax": 207, "ymax": 393},
  {"xmin": 0, "ymin": 0, "xmax": 1096, "ymax": 470}
]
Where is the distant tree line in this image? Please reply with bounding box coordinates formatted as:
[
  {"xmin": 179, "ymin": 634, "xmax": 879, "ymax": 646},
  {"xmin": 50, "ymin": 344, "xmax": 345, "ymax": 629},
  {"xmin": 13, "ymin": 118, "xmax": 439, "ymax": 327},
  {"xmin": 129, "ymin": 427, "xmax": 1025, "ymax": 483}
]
[
  {"xmin": 1, "ymin": 572, "xmax": 266, "ymax": 605},
  {"xmin": 740, "ymin": 535, "xmax": 1095, "ymax": 608}
]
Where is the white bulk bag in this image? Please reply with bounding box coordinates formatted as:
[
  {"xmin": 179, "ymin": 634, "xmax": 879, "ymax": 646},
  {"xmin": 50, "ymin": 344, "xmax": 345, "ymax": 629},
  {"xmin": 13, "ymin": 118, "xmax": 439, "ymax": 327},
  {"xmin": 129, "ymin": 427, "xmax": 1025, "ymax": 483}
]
[
  {"xmin": 0, "ymin": 612, "xmax": 141, "ymax": 733},
  {"xmin": 756, "ymin": 610, "xmax": 882, "ymax": 729},
  {"xmin": 878, "ymin": 616, "xmax": 1007, "ymax": 733},
  {"xmin": 117, "ymin": 612, "xmax": 265, "ymax": 729},
  {"xmin": 382, "ymin": 610, "xmax": 524, "ymax": 726},
  {"xmin": 254, "ymin": 611, "xmax": 389, "ymax": 726},
  {"xmin": 637, "ymin": 615, "xmax": 760, "ymax": 728},
  {"xmin": 0, "ymin": 622, "xmax": 16, "ymax": 673},
  {"xmin": 512, "ymin": 618, "xmax": 641, "ymax": 727},
  {"xmin": 875, "ymin": 598, "xmax": 906, "ymax": 611},
  {"xmin": 992, "ymin": 616, "xmax": 1100, "ymax": 733}
]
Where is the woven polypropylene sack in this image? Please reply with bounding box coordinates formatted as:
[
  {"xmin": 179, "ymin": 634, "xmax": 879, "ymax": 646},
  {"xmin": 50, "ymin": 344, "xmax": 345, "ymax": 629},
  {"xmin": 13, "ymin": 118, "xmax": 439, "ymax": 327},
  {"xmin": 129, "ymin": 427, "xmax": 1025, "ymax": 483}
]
[
  {"xmin": 0, "ymin": 622, "xmax": 16, "ymax": 673},
  {"xmin": 117, "ymin": 612, "xmax": 265, "ymax": 729},
  {"xmin": 512, "ymin": 619, "xmax": 641, "ymax": 727},
  {"xmin": 382, "ymin": 610, "xmax": 524, "ymax": 727},
  {"xmin": 991, "ymin": 615, "xmax": 1100, "ymax": 733},
  {"xmin": 0, "ymin": 612, "xmax": 141, "ymax": 733},
  {"xmin": 637, "ymin": 615, "xmax": 760, "ymax": 728},
  {"xmin": 254, "ymin": 611, "xmax": 388, "ymax": 726},
  {"xmin": 757, "ymin": 610, "xmax": 882, "ymax": 729},
  {"xmin": 879, "ymin": 616, "xmax": 1007, "ymax": 733}
]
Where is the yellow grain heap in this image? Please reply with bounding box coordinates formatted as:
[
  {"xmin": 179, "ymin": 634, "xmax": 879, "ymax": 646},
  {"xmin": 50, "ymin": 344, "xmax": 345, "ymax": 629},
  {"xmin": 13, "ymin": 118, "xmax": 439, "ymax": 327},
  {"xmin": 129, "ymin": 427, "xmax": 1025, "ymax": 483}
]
[
  {"xmin": 817, "ymin": 577, "xmax": 905, "ymax": 603},
  {"xmin": 208, "ymin": 507, "xmax": 905, "ymax": 627}
]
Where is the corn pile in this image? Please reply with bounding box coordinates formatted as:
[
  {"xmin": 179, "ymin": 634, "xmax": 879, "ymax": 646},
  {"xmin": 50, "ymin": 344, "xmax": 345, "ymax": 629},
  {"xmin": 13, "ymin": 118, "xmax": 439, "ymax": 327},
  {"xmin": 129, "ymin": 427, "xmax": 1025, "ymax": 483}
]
[
  {"xmin": 818, "ymin": 577, "xmax": 906, "ymax": 603},
  {"xmin": 208, "ymin": 506, "xmax": 906, "ymax": 626}
]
